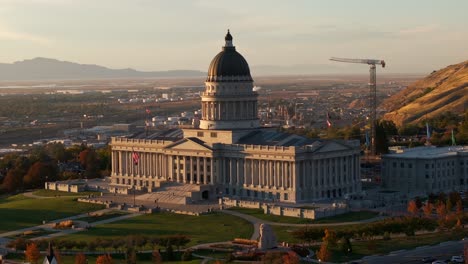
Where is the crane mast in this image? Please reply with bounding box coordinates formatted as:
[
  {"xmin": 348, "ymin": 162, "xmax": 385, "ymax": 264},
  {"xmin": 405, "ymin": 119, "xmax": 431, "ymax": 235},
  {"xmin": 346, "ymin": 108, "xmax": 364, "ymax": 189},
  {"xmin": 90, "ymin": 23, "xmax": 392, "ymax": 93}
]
[{"xmin": 330, "ymin": 57, "xmax": 386, "ymax": 156}]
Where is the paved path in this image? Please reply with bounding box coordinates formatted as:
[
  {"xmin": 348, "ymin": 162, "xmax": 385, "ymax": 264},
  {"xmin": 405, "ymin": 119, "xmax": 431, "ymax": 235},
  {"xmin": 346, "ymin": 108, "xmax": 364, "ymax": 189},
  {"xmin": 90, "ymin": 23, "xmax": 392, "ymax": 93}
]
[
  {"xmin": 0, "ymin": 208, "xmax": 142, "ymax": 247},
  {"xmin": 220, "ymin": 209, "xmax": 386, "ymax": 241},
  {"xmin": 22, "ymin": 191, "xmax": 53, "ymax": 199}
]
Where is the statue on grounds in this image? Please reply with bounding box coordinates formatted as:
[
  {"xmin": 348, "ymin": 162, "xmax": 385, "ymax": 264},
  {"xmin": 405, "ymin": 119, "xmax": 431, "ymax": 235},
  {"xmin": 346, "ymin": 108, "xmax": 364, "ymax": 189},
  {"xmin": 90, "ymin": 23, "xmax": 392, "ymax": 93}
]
[{"xmin": 258, "ymin": 223, "xmax": 277, "ymax": 250}]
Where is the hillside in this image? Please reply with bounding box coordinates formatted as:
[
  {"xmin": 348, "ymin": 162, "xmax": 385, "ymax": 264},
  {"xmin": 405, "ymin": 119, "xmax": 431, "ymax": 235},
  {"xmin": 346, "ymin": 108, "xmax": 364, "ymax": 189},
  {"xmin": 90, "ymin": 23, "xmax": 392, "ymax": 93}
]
[
  {"xmin": 382, "ymin": 60, "xmax": 468, "ymax": 126},
  {"xmin": 0, "ymin": 57, "xmax": 205, "ymax": 81}
]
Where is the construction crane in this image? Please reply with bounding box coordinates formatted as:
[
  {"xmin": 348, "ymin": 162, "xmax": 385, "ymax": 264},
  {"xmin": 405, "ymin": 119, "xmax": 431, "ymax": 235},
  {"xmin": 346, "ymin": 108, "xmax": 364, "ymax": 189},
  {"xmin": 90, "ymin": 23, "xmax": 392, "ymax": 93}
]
[{"xmin": 330, "ymin": 57, "xmax": 386, "ymax": 156}]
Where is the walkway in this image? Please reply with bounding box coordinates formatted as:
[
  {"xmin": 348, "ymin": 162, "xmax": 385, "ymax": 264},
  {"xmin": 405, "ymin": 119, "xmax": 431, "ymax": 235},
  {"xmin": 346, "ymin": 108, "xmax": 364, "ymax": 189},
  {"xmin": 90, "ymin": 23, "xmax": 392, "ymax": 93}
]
[{"xmin": 220, "ymin": 209, "xmax": 386, "ymax": 240}]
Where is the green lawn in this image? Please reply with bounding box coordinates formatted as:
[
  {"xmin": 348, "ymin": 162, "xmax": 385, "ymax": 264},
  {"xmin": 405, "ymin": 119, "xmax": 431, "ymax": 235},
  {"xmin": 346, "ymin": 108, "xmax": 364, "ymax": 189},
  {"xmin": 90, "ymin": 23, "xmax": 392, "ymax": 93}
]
[
  {"xmin": 0, "ymin": 194, "xmax": 105, "ymax": 233},
  {"xmin": 76, "ymin": 211, "xmax": 129, "ymax": 223},
  {"xmin": 228, "ymin": 207, "xmax": 379, "ymax": 224},
  {"xmin": 32, "ymin": 189, "xmax": 100, "ymax": 197},
  {"xmin": 66, "ymin": 212, "xmax": 253, "ymax": 247}
]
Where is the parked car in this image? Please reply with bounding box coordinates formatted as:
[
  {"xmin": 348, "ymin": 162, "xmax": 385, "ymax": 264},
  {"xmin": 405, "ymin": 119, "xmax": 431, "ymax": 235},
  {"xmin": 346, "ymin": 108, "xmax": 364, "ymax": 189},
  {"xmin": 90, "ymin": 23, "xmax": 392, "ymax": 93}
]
[
  {"xmin": 431, "ymin": 260, "xmax": 446, "ymax": 264},
  {"xmin": 451, "ymin": 255, "xmax": 464, "ymax": 263}
]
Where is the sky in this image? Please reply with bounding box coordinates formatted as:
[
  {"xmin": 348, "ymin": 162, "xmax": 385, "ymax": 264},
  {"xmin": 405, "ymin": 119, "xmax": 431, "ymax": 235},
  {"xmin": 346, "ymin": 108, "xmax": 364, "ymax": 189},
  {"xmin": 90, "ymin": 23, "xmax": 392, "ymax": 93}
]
[{"xmin": 0, "ymin": 0, "xmax": 467, "ymax": 74}]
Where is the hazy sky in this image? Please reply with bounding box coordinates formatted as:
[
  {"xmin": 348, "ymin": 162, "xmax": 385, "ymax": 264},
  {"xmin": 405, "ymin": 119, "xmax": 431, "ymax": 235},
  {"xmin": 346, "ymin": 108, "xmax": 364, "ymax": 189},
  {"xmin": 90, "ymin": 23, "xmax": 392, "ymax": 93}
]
[{"xmin": 0, "ymin": 0, "xmax": 467, "ymax": 74}]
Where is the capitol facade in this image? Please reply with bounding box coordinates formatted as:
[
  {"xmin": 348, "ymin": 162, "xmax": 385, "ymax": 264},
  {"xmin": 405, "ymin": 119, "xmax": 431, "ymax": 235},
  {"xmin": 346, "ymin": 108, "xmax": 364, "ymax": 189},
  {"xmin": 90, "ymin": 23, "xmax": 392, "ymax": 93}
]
[{"xmin": 110, "ymin": 31, "xmax": 362, "ymax": 203}]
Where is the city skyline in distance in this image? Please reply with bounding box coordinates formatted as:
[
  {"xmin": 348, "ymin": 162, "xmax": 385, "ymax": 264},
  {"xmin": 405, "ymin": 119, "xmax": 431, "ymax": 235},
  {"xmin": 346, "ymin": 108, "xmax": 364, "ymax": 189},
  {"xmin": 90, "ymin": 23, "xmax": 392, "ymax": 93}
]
[{"xmin": 0, "ymin": 0, "xmax": 467, "ymax": 75}]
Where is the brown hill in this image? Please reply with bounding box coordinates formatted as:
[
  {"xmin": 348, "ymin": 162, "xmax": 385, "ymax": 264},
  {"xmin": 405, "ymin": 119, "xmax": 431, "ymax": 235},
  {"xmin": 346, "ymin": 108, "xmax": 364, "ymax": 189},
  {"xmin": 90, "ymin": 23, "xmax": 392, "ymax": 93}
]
[{"xmin": 382, "ymin": 60, "xmax": 468, "ymax": 126}]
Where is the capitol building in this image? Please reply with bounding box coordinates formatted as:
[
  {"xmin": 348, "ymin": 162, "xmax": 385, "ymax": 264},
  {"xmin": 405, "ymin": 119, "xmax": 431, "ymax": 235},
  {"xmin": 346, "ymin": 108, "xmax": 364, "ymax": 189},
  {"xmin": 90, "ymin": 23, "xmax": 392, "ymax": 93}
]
[{"xmin": 110, "ymin": 31, "xmax": 361, "ymax": 203}]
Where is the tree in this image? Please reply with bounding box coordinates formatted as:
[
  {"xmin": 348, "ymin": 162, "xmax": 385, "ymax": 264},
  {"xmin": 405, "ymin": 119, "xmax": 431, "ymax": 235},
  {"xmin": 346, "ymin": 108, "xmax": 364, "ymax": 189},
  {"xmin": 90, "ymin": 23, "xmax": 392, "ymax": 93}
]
[
  {"xmin": 96, "ymin": 254, "xmax": 113, "ymax": 264},
  {"xmin": 152, "ymin": 249, "xmax": 162, "ymax": 264},
  {"xmin": 423, "ymin": 203, "xmax": 434, "ymax": 217},
  {"xmin": 1, "ymin": 168, "xmax": 24, "ymax": 192},
  {"xmin": 340, "ymin": 237, "xmax": 352, "ymax": 254},
  {"xmin": 323, "ymin": 229, "xmax": 337, "ymax": 247},
  {"xmin": 25, "ymin": 243, "xmax": 41, "ymax": 264},
  {"xmin": 23, "ymin": 162, "xmax": 57, "ymax": 189},
  {"xmin": 407, "ymin": 200, "xmax": 419, "ymax": 215},
  {"xmin": 125, "ymin": 247, "xmax": 136, "ymax": 264},
  {"xmin": 436, "ymin": 202, "xmax": 447, "ymax": 219},
  {"xmin": 456, "ymin": 200, "xmax": 463, "ymax": 215},
  {"xmin": 282, "ymin": 251, "xmax": 300, "ymax": 264},
  {"xmin": 53, "ymin": 248, "xmax": 63, "ymax": 264},
  {"xmin": 446, "ymin": 198, "xmax": 453, "ymax": 212},
  {"xmin": 75, "ymin": 253, "xmax": 87, "ymax": 264},
  {"xmin": 375, "ymin": 120, "xmax": 389, "ymax": 154},
  {"xmin": 316, "ymin": 243, "xmax": 331, "ymax": 262}
]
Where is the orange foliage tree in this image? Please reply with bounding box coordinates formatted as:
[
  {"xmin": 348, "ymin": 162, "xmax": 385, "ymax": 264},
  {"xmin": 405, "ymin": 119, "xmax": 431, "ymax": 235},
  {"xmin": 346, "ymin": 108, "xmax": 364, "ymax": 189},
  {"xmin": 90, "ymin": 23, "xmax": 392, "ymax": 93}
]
[
  {"xmin": 75, "ymin": 253, "xmax": 87, "ymax": 264},
  {"xmin": 96, "ymin": 254, "xmax": 113, "ymax": 264},
  {"xmin": 316, "ymin": 243, "xmax": 331, "ymax": 262},
  {"xmin": 422, "ymin": 202, "xmax": 434, "ymax": 217},
  {"xmin": 407, "ymin": 200, "xmax": 419, "ymax": 216},
  {"xmin": 25, "ymin": 243, "xmax": 41, "ymax": 264}
]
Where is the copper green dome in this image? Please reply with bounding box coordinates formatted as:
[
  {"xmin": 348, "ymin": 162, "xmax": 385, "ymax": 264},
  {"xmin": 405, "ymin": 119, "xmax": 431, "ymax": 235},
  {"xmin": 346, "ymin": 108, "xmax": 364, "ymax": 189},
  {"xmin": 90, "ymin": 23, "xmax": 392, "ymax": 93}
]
[{"xmin": 206, "ymin": 30, "xmax": 253, "ymax": 82}]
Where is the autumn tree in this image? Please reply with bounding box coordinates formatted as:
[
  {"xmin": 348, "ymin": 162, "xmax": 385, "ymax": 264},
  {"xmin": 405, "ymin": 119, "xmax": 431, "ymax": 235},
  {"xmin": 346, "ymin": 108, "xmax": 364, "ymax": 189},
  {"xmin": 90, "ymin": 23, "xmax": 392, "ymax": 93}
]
[
  {"xmin": 316, "ymin": 243, "xmax": 331, "ymax": 262},
  {"xmin": 96, "ymin": 254, "xmax": 113, "ymax": 264},
  {"xmin": 1, "ymin": 168, "xmax": 24, "ymax": 192},
  {"xmin": 23, "ymin": 162, "xmax": 57, "ymax": 188},
  {"xmin": 436, "ymin": 202, "xmax": 447, "ymax": 218},
  {"xmin": 407, "ymin": 200, "xmax": 419, "ymax": 216},
  {"xmin": 282, "ymin": 251, "xmax": 300, "ymax": 264},
  {"xmin": 75, "ymin": 253, "xmax": 87, "ymax": 264},
  {"xmin": 54, "ymin": 248, "xmax": 63, "ymax": 264},
  {"xmin": 422, "ymin": 203, "xmax": 434, "ymax": 217},
  {"xmin": 79, "ymin": 148, "xmax": 100, "ymax": 179},
  {"xmin": 456, "ymin": 200, "xmax": 463, "ymax": 215},
  {"xmin": 151, "ymin": 249, "xmax": 162, "ymax": 264},
  {"xmin": 25, "ymin": 243, "xmax": 41, "ymax": 264},
  {"xmin": 323, "ymin": 229, "xmax": 337, "ymax": 247}
]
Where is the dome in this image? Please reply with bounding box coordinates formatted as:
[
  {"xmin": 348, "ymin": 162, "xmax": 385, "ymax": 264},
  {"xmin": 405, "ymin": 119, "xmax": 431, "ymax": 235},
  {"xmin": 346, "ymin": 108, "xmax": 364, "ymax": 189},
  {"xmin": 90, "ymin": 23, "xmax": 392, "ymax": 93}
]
[{"xmin": 206, "ymin": 30, "xmax": 253, "ymax": 82}]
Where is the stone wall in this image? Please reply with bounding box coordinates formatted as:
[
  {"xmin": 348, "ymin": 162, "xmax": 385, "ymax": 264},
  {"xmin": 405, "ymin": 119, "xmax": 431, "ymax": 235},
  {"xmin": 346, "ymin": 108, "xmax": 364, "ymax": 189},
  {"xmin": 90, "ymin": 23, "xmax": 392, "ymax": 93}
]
[{"xmin": 222, "ymin": 198, "xmax": 348, "ymax": 220}]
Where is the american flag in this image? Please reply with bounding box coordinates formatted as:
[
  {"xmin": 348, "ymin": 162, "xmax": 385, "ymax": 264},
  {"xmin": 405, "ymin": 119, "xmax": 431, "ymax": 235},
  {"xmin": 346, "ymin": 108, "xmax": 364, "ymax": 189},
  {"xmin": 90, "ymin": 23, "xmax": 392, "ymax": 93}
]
[{"xmin": 132, "ymin": 151, "xmax": 140, "ymax": 166}]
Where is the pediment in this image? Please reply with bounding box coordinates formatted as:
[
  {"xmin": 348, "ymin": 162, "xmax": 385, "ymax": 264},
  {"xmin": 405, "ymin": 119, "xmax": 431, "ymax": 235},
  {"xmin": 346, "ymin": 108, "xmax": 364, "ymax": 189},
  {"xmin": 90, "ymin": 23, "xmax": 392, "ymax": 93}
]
[
  {"xmin": 165, "ymin": 138, "xmax": 212, "ymax": 151},
  {"xmin": 315, "ymin": 141, "xmax": 350, "ymax": 153}
]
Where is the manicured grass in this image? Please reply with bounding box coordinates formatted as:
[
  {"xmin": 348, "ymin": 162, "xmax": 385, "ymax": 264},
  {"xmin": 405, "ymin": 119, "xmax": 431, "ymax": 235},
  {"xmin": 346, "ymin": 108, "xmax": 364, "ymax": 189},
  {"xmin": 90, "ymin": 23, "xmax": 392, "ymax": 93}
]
[
  {"xmin": 0, "ymin": 194, "xmax": 105, "ymax": 233},
  {"xmin": 228, "ymin": 207, "xmax": 379, "ymax": 224},
  {"xmin": 76, "ymin": 211, "xmax": 129, "ymax": 223},
  {"xmin": 314, "ymin": 211, "xmax": 379, "ymax": 224},
  {"xmin": 32, "ymin": 189, "xmax": 100, "ymax": 197},
  {"xmin": 66, "ymin": 212, "xmax": 253, "ymax": 247}
]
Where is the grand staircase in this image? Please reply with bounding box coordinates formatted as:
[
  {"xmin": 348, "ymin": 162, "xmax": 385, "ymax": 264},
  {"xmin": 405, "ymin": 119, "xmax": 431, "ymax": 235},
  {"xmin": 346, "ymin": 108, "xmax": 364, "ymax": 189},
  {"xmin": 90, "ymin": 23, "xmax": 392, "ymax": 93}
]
[{"xmin": 136, "ymin": 182, "xmax": 206, "ymax": 205}]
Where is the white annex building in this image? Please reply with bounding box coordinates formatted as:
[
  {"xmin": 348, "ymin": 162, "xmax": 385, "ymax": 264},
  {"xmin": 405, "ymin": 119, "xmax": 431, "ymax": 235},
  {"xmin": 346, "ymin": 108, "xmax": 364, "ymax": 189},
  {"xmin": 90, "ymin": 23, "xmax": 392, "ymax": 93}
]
[
  {"xmin": 110, "ymin": 31, "xmax": 362, "ymax": 203},
  {"xmin": 382, "ymin": 146, "xmax": 468, "ymax": 195}
]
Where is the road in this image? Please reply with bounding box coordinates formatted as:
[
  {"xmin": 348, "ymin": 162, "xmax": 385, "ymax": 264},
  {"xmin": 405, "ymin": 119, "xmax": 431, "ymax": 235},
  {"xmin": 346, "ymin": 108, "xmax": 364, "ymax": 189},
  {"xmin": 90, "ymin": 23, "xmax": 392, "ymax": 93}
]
[{"xmin": 362, "ymin": 240, "xmax": 465, "ymax": 264}]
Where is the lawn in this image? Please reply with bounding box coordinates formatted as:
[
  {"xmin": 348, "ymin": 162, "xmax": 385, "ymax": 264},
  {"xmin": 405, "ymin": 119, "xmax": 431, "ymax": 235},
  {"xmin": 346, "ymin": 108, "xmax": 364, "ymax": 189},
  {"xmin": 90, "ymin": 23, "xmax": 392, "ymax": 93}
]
[
  {"xmin": 65, "ymin": 212, "xmax": 253, "ymax": 247},
  {"xmin": 76, "ymin": 211, "xmax": 129, "ymax": 223},
  {"xmin": 0, "ymin": 194, "xmax": 105, "ymax": 233},
  {"xmin": 228, "ymin": 207, "xmax": 379, "ymax": 224}
]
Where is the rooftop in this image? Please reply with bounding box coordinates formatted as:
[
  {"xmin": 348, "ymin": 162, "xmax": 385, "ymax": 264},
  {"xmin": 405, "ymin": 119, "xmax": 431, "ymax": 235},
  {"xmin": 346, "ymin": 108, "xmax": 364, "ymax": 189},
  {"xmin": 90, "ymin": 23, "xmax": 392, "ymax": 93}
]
[{"xmin": 384, "ymin": 145, "xmax": 468, "ymax": 159}]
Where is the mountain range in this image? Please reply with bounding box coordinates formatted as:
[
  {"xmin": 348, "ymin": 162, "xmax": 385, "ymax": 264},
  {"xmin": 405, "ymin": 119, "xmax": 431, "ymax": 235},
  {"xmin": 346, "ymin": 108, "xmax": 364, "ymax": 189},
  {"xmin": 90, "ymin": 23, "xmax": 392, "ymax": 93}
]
[
  {"xmin": 382, "ymin": 60, "xmax": 468, "ymax": 126},
  {"xmin": 0, "ymin": 58, "xmax": 205, "ymax": 81}
]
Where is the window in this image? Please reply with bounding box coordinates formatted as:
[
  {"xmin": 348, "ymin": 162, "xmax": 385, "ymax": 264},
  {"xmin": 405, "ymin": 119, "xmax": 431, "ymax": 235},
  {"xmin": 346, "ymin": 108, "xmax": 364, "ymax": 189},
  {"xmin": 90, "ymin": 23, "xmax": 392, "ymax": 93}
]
[
  {"xmin": 284, "ymin": 193, "xmax": 288, "ymax": 200},
  {"xmin": 210, "ymin": 132, "xmax": 217, "ymax": 138},
  {"xmin": 197, "ymin": 131, "xmax": 204, "ymax": 137},
  {"xmin": 400, "ymin": 163, "xmax": 405, "ymax": 168},
  {"xmin": 408, "ymin": 164, "xmax": 413, "ymax": 169}
]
